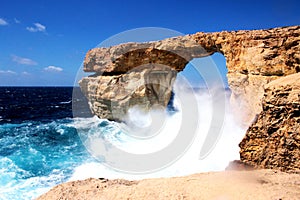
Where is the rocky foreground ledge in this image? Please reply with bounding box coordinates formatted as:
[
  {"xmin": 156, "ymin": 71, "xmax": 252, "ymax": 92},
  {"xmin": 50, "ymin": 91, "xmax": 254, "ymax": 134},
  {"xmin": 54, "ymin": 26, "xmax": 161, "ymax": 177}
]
[{"xmin": 38, "ymin": 169, "xmax": 300, "ymax": 200}]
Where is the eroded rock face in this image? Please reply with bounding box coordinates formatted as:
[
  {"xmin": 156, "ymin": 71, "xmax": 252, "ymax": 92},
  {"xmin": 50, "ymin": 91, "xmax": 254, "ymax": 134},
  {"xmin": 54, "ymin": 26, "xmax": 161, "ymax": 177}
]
[
  {"xmin": 81, "ymin": 26, "xmax": 300, "ymax": 125},
  {"xmin": 239, "ymin": 73, "xmax": 300, "ymax": 172},
  {"xmin": 79, "ymin": 64, "xmax": 177, "ymax": 121}
]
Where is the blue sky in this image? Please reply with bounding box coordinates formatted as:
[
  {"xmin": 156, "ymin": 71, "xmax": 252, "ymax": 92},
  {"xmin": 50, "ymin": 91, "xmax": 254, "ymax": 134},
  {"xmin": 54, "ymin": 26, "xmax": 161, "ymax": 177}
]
[{"xmin": 0, "ymin": 0, "xmax": 299, "ymax": 86}]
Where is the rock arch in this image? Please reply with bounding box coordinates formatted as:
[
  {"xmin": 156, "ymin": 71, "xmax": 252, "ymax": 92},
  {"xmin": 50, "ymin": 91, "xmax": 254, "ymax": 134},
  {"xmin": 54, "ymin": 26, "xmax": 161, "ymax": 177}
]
[{"xmin": 79, "ymin": 25, "xmax": 300, "ymax": 125}]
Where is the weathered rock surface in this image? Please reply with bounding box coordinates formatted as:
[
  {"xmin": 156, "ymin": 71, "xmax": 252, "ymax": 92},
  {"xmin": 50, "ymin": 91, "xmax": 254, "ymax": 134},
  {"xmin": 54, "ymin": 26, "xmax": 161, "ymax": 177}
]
[
  {"xmin": 38, "ymin": 170, "xmax": 300, "ymax": 200},
  {"xmin": 81, "ymin": 25, "xmax": 300, "ymax": 125},
  {"xmin": 84, "ymin": 36, "xmax": 209, "ymax": 73},
  {"xmin": 240, "ymin": 73, "xmax": 300, "ymax": 172},
  {"xmin": 79, "ymin": 64, "xmax": 176, "ymax": 121}
]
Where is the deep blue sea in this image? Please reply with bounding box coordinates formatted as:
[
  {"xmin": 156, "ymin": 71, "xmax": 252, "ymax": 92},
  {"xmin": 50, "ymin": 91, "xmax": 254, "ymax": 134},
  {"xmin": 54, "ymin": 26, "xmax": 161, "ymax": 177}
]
[{"xmin": 0, "ymin": 87, "xmax": 95, "ymax": 199}]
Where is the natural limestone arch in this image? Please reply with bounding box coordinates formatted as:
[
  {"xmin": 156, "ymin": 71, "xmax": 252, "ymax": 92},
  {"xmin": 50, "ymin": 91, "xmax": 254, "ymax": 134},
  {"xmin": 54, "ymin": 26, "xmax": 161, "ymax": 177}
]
[{"xmin": 80, "ymin": 25, "xmax": 299, "ymax": 126}]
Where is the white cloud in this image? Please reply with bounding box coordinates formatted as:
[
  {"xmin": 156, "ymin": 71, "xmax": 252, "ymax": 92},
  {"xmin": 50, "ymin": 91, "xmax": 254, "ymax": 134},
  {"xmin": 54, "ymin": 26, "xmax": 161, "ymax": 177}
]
[
  {"xmin": 0, "ymin": 70, "xmax": 17, "ymax": 75},
  {"xmin": 14, "ymin": 18, "xmax": 20, "ymax": 24},
  {"xmin": 0, "ymin": 18, "xmax": 8, "ymax": 26},
  {"xmin": 44, "ymin": 66, "xmax": 63, "ymax": 72},
  {"xmin": 12, "ymin": 55, "xmax": 38, "ymax": 65},
  {"xmin": 26, "ymin": 23, "xmax": 46, "ymax": 32}
]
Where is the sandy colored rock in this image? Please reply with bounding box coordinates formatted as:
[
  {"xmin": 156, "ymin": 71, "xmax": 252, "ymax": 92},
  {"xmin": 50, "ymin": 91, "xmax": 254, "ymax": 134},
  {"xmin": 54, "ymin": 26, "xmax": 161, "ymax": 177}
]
[
  {"xmin": 240, "ymin": 73, "xmax": 300, "ymax": 172},
  {"xmin": 79, "ymin": 64, "xmax": 176, "ymax": 121},
  {"xmin": 37, "ymin": 169, "xmax": 300, "ymax": 200}
]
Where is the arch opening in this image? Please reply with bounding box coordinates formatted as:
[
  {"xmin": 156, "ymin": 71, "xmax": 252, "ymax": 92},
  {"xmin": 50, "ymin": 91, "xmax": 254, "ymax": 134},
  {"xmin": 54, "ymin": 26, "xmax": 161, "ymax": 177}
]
[
  {"xmin": 163, "ymin": 51, "xmax": 246, "ymax": 171},
  {"xmin": 178, "ymin": 52, "xmax": 228, "ymax": 89}
]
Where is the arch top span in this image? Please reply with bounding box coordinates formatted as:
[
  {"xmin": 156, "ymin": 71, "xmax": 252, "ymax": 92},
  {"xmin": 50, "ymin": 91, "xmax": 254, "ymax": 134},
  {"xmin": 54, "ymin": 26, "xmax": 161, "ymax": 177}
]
[{"xmin": 84, "ymin": 26, "xmax": 299, "ymax": 76}]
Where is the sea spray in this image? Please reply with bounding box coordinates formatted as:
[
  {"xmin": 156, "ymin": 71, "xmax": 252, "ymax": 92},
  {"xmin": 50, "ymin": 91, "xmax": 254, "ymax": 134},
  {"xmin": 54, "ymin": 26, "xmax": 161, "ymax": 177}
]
[{"xmin": 71, "ymin": 82, "xmax": 246, "ymax": 180}]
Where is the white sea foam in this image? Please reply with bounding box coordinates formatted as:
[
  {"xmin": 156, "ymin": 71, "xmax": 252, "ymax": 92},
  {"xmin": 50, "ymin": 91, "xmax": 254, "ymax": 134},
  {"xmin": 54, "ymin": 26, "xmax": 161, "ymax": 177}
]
[
  {"xmin": 0, "ymin": 119, "xmax": 86, "ymax": 200},
  {"xmin": 59, "ymin": 100, "xmax": 72, "ymax": 104},
  {"xmin": 0, "ymin": 167, "xmax": 66, "ymax": 200},
  {"xmin": 70, "ymin": 83, "xmax": 246, "ymax": 181}
]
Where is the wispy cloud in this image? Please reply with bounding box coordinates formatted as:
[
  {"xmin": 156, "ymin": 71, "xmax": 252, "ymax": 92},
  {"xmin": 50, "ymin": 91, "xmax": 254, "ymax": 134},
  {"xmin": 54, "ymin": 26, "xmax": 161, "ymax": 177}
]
[
  {"xmin": 12, "ymin": 55, "xmax": 38, "ymax": 65},
  {"xmin": 0, "ymin": 70, "xmax": 17, "ymax": 75},
  {"xmin": 14, "ymin": 18, "xmax": 21, "ymax": 24},
  {"xmin": 26, "ymin": 23, "xmax": 46, "ymax": 32},
  {"xmin": 44, "ymin": 66, "xmax": 63, "ymax": 72},
  {"xmin": 0, "ymin": 18, "xmax": 8, "ymax": 26},
  {"xmin": 22, "ymin": 71, "xmax": 30, "ymax": 75}
]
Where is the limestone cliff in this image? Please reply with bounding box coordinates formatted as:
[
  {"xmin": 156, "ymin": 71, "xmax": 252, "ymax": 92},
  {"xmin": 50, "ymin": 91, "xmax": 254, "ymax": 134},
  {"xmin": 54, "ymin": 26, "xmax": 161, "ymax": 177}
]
[
  {"xmin": 80, "ymin": 25, "xmax": 300, "ymax": 124},
  {"xmin": 239, "ymin": 73, "xmax": 300, "ymax": 172}
]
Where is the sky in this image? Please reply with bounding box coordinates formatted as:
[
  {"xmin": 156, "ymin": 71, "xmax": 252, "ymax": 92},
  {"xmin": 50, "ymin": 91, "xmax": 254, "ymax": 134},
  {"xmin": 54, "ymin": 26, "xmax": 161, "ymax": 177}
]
[{"xmin": 0, "ymin": 0, "xmax": 299, "ymax": 86}]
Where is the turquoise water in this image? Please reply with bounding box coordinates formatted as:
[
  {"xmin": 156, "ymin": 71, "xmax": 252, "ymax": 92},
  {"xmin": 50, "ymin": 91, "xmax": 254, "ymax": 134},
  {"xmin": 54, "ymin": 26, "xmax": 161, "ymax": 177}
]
[
  {"xmin": 0, "ymin": 87, "xmax": 95, "ymax": 199},
  {"xmin": 0, "ymin": 118, "xmax": 94, "ymax": 199}
]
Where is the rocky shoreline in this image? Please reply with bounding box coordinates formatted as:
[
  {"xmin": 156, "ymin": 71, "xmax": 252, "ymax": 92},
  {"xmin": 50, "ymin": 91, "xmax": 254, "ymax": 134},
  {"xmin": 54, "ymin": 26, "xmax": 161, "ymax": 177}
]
[{"xmin": 38, "ymin": 25, "xmax": 300, "ymax": 199}]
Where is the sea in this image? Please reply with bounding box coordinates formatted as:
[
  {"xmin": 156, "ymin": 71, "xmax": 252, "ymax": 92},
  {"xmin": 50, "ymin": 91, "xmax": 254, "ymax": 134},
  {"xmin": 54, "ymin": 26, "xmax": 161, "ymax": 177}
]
[{"xmin": 0, "ymin": 86, "xmax": 246, "ymax": 200}]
